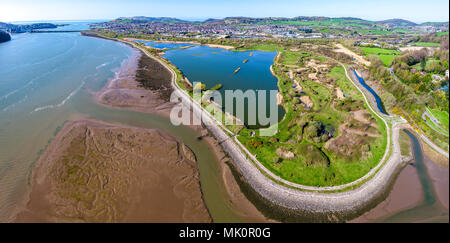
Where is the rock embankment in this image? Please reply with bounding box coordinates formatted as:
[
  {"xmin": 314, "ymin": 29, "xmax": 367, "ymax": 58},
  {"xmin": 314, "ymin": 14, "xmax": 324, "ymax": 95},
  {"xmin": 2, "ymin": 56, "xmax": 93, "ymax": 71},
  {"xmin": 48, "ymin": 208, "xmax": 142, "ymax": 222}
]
[{"xmin": 0, "ymin": 31, "xmax": 11, "ymax": 43}]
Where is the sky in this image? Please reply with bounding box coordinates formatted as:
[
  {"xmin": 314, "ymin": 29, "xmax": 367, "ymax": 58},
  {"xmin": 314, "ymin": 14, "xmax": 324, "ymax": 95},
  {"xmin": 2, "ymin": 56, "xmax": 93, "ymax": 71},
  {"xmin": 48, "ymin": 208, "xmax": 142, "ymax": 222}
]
[{"xmin": 0, "ymin": 0, "xmax": 448, "ymax": 23}]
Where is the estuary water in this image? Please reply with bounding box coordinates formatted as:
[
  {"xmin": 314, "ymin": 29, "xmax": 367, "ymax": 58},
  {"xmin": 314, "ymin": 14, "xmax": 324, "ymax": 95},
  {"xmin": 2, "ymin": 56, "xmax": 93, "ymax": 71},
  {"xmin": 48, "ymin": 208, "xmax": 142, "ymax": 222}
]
[{"xmin": 0, "ymin": 30, "xmax": 246, "ymax": 222}]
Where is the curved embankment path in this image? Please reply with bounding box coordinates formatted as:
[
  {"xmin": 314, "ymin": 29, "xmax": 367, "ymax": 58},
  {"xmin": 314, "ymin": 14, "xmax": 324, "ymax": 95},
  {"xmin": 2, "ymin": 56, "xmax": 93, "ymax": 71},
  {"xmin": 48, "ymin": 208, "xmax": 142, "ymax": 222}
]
[{"xmin": 129, "ymin": 41, "xmax": 411, "ymax": 214}]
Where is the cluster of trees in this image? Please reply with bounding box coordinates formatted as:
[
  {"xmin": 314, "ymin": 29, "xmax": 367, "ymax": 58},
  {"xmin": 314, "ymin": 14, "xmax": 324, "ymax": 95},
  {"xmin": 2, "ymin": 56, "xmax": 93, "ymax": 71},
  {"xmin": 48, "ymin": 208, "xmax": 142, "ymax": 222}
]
[
  {"xmin": 394, "ymin": 48, "xmax": 429, "ymax": 66},
  {"xmin": 297, "ymin": 120, "xmax": 334, "ymax": 143},
  {"xmin": 388, "ymin": 47, "xmax": 448, "ymax": 95},
  {"xmin": 368, "ymin": 55, "xmax": 426, "ymax": 111},
  {"xmin": 367, "ymin": 48, "xmax": 448, "ymax": 117}
]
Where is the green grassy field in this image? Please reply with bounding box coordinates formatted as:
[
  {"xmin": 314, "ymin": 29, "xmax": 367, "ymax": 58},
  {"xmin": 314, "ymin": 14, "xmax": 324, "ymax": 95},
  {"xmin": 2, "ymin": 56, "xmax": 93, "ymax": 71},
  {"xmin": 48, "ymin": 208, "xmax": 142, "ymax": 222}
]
[
  {"xmin": 437, "ymin": 31, "xmax": 449, "ymax": 37},
  {"xmin": 428, "ymin": 107, "xmax": 449, "ymax": 131},
  {"xmin": 412, "ymin": 42, "xmax": 441, "ymax": 47},
  {"xmin": 360, "ymin": 47, "xmax": 399, "ymax": 66}
]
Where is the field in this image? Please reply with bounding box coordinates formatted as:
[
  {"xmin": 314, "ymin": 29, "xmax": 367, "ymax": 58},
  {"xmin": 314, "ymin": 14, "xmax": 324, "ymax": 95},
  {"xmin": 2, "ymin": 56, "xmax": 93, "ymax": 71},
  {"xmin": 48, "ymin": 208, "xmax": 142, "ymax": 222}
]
[
  {"xmin": 412, "ymin": 42, "xmax": 441, "ymax": 47},
  {"xmin": 436, "ymin": 32, "xmax": 449, "ymax": 37},
  {"xmin": 360, "ymin": 47, "xmax": 400, "ymax": 66},
  {"xmin": 428, "ymin": 107, "xmax": 449, "ymax": 131}
]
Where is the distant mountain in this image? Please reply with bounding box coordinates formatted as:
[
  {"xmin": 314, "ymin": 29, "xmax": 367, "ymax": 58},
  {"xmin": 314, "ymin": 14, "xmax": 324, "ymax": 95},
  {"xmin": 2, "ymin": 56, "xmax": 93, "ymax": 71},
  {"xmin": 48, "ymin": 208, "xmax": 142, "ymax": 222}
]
[
  {"xmin": 107, "ymin": 16, "xmax": 436, "ymax": 28},
  {"xmin": 0, "ymin": 22, "xmax": 57, "ymax": 33},
  {"xmin": 203, "ymin": 18, "xmax": 221, "ymax": 23},
  {"xmin": 375, "ymin": 18, "xmax": 418, "ymax": 26},
  {"xmin": 115, "ymin": 16, "xmax": 188, "ymax": 24},
  {"xmin": 0, "ymin": 30, "xmax": 11, "ymax": 43},
  {"xmin": 420, "ymin": 21, "xmax": 449, "ymax": 27}
]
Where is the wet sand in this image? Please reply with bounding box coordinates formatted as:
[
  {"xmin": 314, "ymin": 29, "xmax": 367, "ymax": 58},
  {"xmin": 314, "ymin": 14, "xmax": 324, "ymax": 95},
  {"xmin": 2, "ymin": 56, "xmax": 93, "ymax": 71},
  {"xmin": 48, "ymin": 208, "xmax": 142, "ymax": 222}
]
[
  {"xmin": 423, "ymin": 154, "xmax": 449, "ymax": 210},
  {"xmin": 350, "ymin": 163, "xmax": 424, "ymax": 222},
  {"xmin": 96, "ymin": 49, "xmax": 175, "ymax": 116},
  {"xmin": 14, "ymin": 120, "xmax": 211, "ymax": 222},
  {"xmin": 422, "ymin": 140, "xmax": 449, "ymax": 169},
  {"xmin": 350, "ymin": 132, "xmax": 449, "ymax": 222}
]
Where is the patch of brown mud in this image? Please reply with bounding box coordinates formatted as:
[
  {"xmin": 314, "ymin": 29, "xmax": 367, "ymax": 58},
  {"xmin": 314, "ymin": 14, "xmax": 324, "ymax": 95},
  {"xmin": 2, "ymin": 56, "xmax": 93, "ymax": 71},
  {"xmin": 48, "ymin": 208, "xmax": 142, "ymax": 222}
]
[
  {"xmin": 421, "ymin": 141, "xmax": 449, "ymax": 168},
  {"xmin": 14, "ymin": 120, "xmax": 211, "ymax": 223},
  {"xmin": 423, "ymin": 155, "xmax": 449, "ymax": 210},
  {"xmin": 350, "ymin": 163, "xmax": 424, "ymax": 222}
]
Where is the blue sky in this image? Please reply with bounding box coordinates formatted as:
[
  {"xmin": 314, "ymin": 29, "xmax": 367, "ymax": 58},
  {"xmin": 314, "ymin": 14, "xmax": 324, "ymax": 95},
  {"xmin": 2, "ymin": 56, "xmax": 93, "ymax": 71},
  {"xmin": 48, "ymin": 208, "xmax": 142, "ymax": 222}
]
[{"xmin": 0, "ymin": 0, "xmax": 448, "ymax": 23}]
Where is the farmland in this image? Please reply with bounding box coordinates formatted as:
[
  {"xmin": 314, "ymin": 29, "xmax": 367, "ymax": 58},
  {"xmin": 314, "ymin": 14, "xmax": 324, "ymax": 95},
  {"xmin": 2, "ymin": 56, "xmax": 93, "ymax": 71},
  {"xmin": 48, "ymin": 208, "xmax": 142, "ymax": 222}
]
[{"xmin": 360, "ymin": 47, "xmax": 400, "ymax": 66}]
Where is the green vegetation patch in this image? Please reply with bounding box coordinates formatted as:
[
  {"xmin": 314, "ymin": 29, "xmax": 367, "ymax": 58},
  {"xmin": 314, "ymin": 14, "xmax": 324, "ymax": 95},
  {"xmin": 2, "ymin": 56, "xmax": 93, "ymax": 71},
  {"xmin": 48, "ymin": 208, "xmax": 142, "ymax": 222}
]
[
  {"xmin": 412, "ymin": 42, "xmax": 440, "ymax": 47},
  {"xmin": 360, "ymin": 47, "xmax": 399, "ymax": 66},
  {"xmin": 428, "ymin": 107, "xmax": 449, "ymax": 131}
]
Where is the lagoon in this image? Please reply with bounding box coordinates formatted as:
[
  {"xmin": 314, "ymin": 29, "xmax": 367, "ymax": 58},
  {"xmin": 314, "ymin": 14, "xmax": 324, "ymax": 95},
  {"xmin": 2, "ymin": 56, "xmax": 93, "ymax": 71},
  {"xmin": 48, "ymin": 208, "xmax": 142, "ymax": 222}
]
[{"xmin": 164, "ymin": 45, "xmax": 285, "ymax": 127}]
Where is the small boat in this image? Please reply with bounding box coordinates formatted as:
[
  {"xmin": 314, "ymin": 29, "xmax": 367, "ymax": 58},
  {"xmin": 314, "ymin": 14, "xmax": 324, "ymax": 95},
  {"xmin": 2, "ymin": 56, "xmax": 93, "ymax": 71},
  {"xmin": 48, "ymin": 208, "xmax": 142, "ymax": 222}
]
[{"xmin": 234, "ymin": 67, "xmax": 241, "ymax": 74}]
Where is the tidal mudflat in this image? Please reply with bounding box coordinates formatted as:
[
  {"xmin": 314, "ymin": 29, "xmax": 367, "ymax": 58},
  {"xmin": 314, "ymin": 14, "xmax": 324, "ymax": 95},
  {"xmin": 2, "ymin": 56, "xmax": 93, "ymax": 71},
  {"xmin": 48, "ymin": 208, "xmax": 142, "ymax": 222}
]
[{"xmin": 14, "ymin": 120, "xmax": 211, "ymax": 222}]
